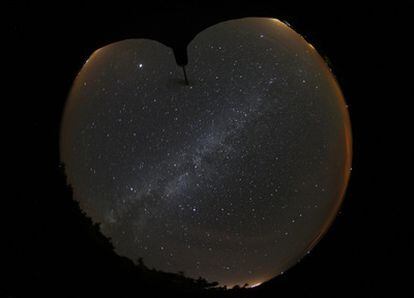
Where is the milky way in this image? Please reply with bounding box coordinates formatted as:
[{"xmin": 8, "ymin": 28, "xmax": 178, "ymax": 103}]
[{"xmin": 61, "ymin": 18, "xmax": 352, "ymax": 287}]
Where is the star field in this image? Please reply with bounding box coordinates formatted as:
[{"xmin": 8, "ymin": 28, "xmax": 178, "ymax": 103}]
[{"xmin": 61, "ymin": 18, "xmax": 352, "ymax": 287}]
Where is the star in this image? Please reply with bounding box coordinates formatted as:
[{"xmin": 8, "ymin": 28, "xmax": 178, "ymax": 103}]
[{"xmin": 61, "ymin": 17, "xmax": 351, "ymax": 287}]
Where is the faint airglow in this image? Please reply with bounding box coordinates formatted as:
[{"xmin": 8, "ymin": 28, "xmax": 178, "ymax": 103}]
[
  {"xmin": 269, "ymin": 18, "xmax": 293, "ymax": 31},
  {"xmin": 308, "ymin": 42, "xmax": 316, "ymax": 51},
  {"xmin": 249, "ymin": 281, "xmax": 263, "ymax": 288},
  {"xmin": 83, "ymin": 47, "xmax": 104, "ymax": 67},
  {"xmin": 62, "ymin": 17, "xmax": 352, "ymax": 287},
  {"xmin": 269, "ymin": 18, "xmax": 284, "ymax": 26}
]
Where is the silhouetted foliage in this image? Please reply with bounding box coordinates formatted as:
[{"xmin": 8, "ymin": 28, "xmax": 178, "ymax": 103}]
[
  {"xmin": 9, "ymin": 6, "xmax": 408, "ymax": 298},
  {"xmin": 9, "ymin": 163, "xmax": 250, "ymax": 297}
]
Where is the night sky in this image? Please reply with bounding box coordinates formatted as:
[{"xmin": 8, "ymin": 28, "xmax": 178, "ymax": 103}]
[{"xmin": 60, "ymin": 18, "xmax": 351, "ymax": 287}]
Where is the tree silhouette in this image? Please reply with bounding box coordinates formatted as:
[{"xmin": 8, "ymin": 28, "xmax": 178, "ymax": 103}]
[{"xmin": 11, "ymin": 163, "xmax": 249, "ymax": 297}]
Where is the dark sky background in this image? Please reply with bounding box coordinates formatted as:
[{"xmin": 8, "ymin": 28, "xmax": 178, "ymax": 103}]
[
  {"xmin": 7, "ymin": 3, "xmax": 410, "ymax": 297},
  {"xmin": 61, "ymin": 18, "xmax": 350, "ymax": 286}
]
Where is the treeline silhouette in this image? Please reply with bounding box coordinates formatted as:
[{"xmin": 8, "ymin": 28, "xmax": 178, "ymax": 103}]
[
  {"xmin": 8, "ymin": 161, "xmax": 364, "ymax": 298},
  {"xmin": 9, "ymin": 164, "xmax": 253, "ymax": 297}
]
